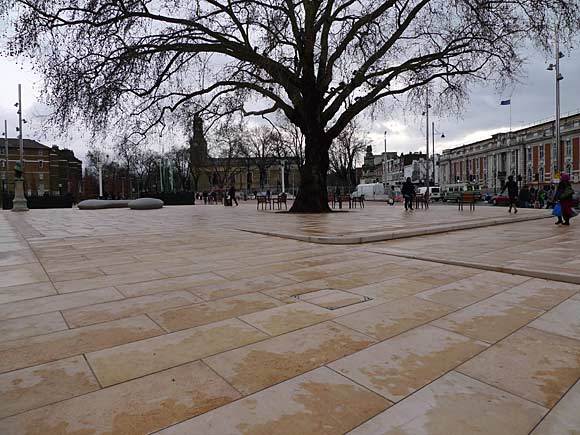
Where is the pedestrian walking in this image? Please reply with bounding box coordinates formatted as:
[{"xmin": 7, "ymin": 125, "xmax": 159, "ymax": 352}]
[
  {"xmin": 401, "ymin": 177, "xmax": 415, "ymax": 211},
  {"xmin": 229, "ymin": 185, "xmax": 239, "ymax": 206},
  {"xmin": 554, "ymin": 174, "xmax": 575, "ymax": 226},
  {"xmin": 501, "ymin": 175, "xmax": 519, "ymax": 213}
]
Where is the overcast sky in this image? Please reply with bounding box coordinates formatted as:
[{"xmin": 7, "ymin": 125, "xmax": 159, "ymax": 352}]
[{"xmin": 0, "ymin": 43, "xmax": 579, "ymax": 164}]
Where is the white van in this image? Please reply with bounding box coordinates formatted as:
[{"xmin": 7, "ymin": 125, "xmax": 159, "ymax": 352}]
[{"xmin": 417, "ymin": 186, "xmax": 441, "ymax": 201}]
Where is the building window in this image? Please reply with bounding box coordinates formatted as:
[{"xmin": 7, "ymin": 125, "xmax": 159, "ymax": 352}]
[
  {"xmin": 539, "ymin": 167, "xmax": 545, "ymax": 183},
  {"xmin": 39, "ymin": 160, "xmax": 44, "ymax": 169},
  {"xmin": 0, "ymin": 160, "xmax": 4, "ymax": 169},
  {"xmin": 566, "ymin": 163, "xmax": 572, "ymax": 175},
  {"xmin": 539, "ymin": 145, "xmax": 544, "ymax": 160},
  {"xmin": 565, "ymin": 140, "xmax": 572, "ymax": 157},
  {"xmin": 38, "ymin": 149, "xmax": 43, "ymax": 156},
  {"xmin": 527, "ymin": 147, "xmax": 532, "ymax": 162},
  {"xmin": 527, "ymin": 167, "xmax": 533, "ymax": 182}
]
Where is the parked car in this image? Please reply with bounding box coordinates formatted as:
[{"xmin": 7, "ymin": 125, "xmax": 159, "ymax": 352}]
[
  {"xmin": 490, "ymin": 194, "xmax": 510, "ymax": 206},
  {"xmin": 417, "ymin": 186, "xmax": 441, "ymax": 201},
  {"xmin": 481, "ymin": 192, "xmax": 493, "ymax": 202},
  {"xmin": 443, "ymin": 183, "xmax": 482, "ymax": 202}
]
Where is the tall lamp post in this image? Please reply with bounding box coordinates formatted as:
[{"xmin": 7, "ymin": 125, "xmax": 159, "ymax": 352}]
[
  {"xmin": 12, "ymin": 84, "xmax": 29, "ymax": 212},
  {"xmin": 547, "ymin": 23, "xmax": 564, "ymax": 178},
  {"xmin": 422, "ymin": 93, "xmax": 432, "ymax": 186},
  {"xmin": 432, "ymin": 123, "xmax": 445, "ymax": 184}
]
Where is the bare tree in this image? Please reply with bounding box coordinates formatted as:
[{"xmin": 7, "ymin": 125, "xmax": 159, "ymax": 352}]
[
  {"xmin": 239, "ymin": 125, "xmax": 280, "ymax": 190},
  {"xmin": 167, "ymin": 146, "xmax": 191, "ymax": 191},
  {"xmin": 206, "ymin": 118, "xmax": 245, "ymax": 190},
  {"xmin": 329, "ymin": 120, "xmax": 367, "ymax": 191},
  {"xmin": 3, "ymin": 0, "xmax": 578, "ymax": 211}
]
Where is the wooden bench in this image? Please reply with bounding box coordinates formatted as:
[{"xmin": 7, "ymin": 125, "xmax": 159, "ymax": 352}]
[
  {"xmin": 272, "ymin": 194, "xmax": 287, "ymax": 210},
  {"xmin": 351, "ymin": 196, "xmax": 365, "ymax": 208},
  {"xmin": 256, "ymin": 196, "xmax": 272, "ymax": 210},
  {"xmin": 414, "ymin": 193, "xmax": 429, "ymax": 209},
  {"xmin": 459, "ymin": 192, "xmax": 476, "ymax": 211}
]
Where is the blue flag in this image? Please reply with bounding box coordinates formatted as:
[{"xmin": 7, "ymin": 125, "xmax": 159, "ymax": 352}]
[{"xmin": 500, "ymin": 99, "xmax": 511, "ymax": 105}]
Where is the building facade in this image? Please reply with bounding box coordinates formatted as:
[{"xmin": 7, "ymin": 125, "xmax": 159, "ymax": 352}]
[
  {"xmin": 383, "ymin": 152, "xmax": 440, "ymax": 187},
  {"xmin": 1, "ymin": 139, "xmax": 82, "ymax": 197},
  {"xmin": 439, "ymin": 112, "xmax": 580, "ymax": 192}
]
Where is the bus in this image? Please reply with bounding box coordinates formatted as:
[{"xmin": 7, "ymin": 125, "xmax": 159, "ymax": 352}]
[{"xmin": 442, "ymin": 183, "xmax": 482, "ymax": 202}]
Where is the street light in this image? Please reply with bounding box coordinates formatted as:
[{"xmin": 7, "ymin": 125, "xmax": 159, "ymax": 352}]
[
  {"xmin": 12, "ymin": 84, "xmax": 28, "ymax": 212},
  {"xmin": 547, "ymin": 24, "xmax": 565, "ymax": 177}
]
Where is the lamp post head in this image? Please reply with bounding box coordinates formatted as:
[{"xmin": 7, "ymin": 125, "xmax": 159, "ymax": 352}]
[{"xmin": 547, "ymin": 64, "xmax": 555, "ymax": 71}]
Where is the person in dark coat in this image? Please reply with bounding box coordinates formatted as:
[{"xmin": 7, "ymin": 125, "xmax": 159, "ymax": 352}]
[
  {"xmin": 401, "ymin": 177, "xmax": 415, "ymax": 211},
  {"xmin": 501, "ymin": 175, "xmax": 519, "ymax": 213},
  {"xmin": 229, "ymin": 185, "xmax": 238, "ymax": 206},
  {"xmin": 555, "ymin": 173, "xmax": 574, "ymax": 226},
  {"xmin": 519, "ymin": 185, "xmax": 531, "ymax": 208}
]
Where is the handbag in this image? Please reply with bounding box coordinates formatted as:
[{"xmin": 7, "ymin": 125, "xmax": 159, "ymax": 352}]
[{"xmin": 552, "ymin": 203, "xmax": 562, "ymax": 217}]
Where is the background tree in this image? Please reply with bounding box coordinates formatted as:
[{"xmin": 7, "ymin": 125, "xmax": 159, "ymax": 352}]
[
  {"xmin": 329, "ymin": 121, "xmax": 367, "ymax": 192},
  {"xmin": 206, "ymin": 117, "xmax": 245, "ymax": 190},
  {"xmin": 2, "ymin": 0, "xmax": 578, "ymax": 211},
  {"xmin": 166, "ymin": 146, "xmax": 192, "ymax": 191},
  {"xmin": 238, "ymin": 125, "xmax": 280, "ymax": 191}
]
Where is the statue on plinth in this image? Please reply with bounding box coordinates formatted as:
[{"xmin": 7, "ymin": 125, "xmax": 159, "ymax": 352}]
[{"xmin": 14, "ymin": 161, "xmax": 23, "ymax": 181}]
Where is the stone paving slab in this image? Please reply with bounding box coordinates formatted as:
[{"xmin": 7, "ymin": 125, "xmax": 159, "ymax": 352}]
[
  {"xmin": 531, "ymin": 379, "xmax": 580, "ymax": 434},
  {"xmin": 347, "ymin": 371, "xmax": 547, "ymax": 435},
  {"xmin": 1, "ymin": 207, "xmax": 579, "ymax": 434},
  {"xmin": 155, "ymin": 367, "xmax": 391, "ymax": 435},
  {"xmin": 0, "ymin": 361, "xmax": 240, "ymax": 435},
  {"xmin": 0, "ymin": 356, "xmax": 99, "ymax": 419}
]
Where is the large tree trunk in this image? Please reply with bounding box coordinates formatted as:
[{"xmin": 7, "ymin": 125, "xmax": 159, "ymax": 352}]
[{"xmin": 290, "ymin": 132, "xmax": 332, "ymax": 213}]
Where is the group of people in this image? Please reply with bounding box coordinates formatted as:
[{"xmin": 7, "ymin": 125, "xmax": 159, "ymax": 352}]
[{"xmin": 502, "ymin": 174, "xmax": 576, "ymax": 225}]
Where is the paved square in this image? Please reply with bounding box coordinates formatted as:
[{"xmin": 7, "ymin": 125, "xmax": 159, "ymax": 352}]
[{"xmin": 0, "ymin": 203, "xmax": 578, "ymax": 434}]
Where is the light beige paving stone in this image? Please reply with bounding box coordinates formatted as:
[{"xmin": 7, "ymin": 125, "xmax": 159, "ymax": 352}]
[
  {"xmin": 0, "ymin": 356, "xmax": 99, "ymax": 418},
  {"xmin": 0, "ymin": 312, "xmax": 68, "ymax": 343},
  {"xmin": 116, "ymin": 273, "xmax": 230, "ymax": 297},
  {"xmin": 347, "ymin": 371, "xmax": 547, "ymax": 435},
  {"xmin": 0, "ymin": 361, "xmax": 240, "ymax": 435},
  {"xmin": 155, "ymin": 367, "xmax": 391, "ymax": 435},
  {"xmin": 471, "ymin": 270, "xmax": 531, "ymax": 286},
  {"xmin": 0, "ymin": 281, "xmax": 57, "ymax": 305},
  {"xmin": 528, "ymin": 298, "xmax": 580, "ymax": 341},
  {"xmin": 306, "ymin": 289, "xmax": 370, "ymax": 309},
  {"xmin": 0, "ymin": 287, "xmax": 124, "ymax": 321},
  {"xmin": 500, "ymin": 278, "xmax": 580, "ymax": 310},
  {"xmin": 204, "ymin": 321, "xmax": 376, "ymax": 395},
  {"xmin": 334, "ymin": 296, "xmax": 453, "ymax": 340},
  {"xmin": 349, "ymin": 278, "xmax": 439, "ymax": 300},
  {"xmin": 239, "ymin": 301, "xmax": 333, "ymax": 336},
  {"xmin": 431, "ymin": 296, "xmax": 544, "ymax": 343},
  {"xmin": 191, "ymin": 274, "xmax": 297, "ymax": 301},
  {"xmin": 0, "ymin": 315, "xmax": 163, "ymax": 373},
  {"xmin": 149, "ymin": 292, "xmax": 284, "ymax": 332},
  {"xmin": 53, "ymin": 269, "xmax": 167, "ymax": 293},
  {"xmin": 458, "ymin": 327, "xmax": 580, "ymax": 408},
  {"xmin": 0, "ymin": 249, "xmax": 36, "ymax": 266},
  {"xmin": 157, "ymin": 259, "xmax": 243, "ymax": 278},
  {"xmin": 261, "ymin": 279, "xmax": 333, "ymax": 302},
  {"xmin": 415, "ymin": 276, "xmax": 511, "ymax": 308},
  {"xmin": 531, "ymin": 379, "xmax": 580, "ymax": 435},
  {"xmin": 48, "ymin": 268, "xmax": 106, "ymax": 282},
  {"xmin": 86, "ymin": 318, "xmax": 268, "ymax": 386},
  {"xmin": 0, "ymin": 263, "xmax": 49, "ymax": 288},
  {"xmin": 329, "ymin": 325, "xmax": 487, "ymax": 402},
  {"xmin": 61, "ymin": 290, "xmax": 202, "ymax": 328}
]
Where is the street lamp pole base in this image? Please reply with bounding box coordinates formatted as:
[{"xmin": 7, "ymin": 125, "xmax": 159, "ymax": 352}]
[{"xmin": 11, "ymin": 180, "xmax": 29, "ymax": 212}]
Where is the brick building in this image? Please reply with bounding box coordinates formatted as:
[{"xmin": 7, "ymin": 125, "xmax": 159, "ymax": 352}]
[
  {"xmin": 439, "ymin": 112, "xmax": 580, "ymax": 192},
  {"xmin": 1, "ymin": 138, "xmax": 82, "ymax": 197}
]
